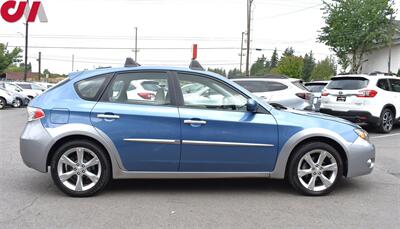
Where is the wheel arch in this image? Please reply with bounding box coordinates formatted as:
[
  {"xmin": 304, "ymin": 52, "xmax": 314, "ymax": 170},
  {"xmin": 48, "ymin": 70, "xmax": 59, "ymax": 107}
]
[
  {"xmin": 270, "ymin": 128, "xmax": 351, "ymax": 179},
  {"xmin": 285, "ymin": 136, "xmax": 348, "ymax": 177},
  {"xmin": 382, "ymin": 104, "xmax": 396, "ymax": 117}
]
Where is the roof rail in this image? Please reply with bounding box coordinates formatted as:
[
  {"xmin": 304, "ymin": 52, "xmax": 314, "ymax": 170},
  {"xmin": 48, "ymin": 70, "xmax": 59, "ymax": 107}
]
[
  {"xmin": 189, "ymin": 59, "xmax": 205, "ymax": 71},
  {"xmin": 124, "ymin": 58, "xmax": 141, "ymax": 67},
  {"xmin": 369, "ymin": 71, "xmax": 397, "ymax": 76}
]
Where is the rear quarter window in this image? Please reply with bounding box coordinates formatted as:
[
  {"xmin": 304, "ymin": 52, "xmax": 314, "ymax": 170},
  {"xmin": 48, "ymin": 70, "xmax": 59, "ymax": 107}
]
[
  {"xmin": 75, "ymin": 74, "xmax": 112, "ymax": 101},
  {"xmin": 327, "ymin": 77, "xmax": 369, "ymax": 90}
]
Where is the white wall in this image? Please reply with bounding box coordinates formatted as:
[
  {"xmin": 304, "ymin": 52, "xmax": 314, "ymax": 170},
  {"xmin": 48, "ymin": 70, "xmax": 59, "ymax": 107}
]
[{"xmin": 361, "ymin": 44, "xmax": 400, "ymax": 74}]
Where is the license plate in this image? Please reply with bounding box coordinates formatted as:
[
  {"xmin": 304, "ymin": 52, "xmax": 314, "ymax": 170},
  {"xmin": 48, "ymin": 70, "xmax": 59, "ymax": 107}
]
[
  {"xmin": 313, "ymin": 98, "xmax": 318, "ymax": 104},
  {"xmin": 337, "ymin": 96, "xmax": 346, "ymax": 102}
]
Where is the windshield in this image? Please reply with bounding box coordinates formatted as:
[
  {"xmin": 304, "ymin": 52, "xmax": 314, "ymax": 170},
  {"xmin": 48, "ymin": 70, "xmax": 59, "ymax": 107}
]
[
  {"xmin": 17, "ymin": 83, "xmax": 31, "ymax": 89},
  {"xmin": 327, "ymin": 77, "xmax": 369, "ymax": 90}
]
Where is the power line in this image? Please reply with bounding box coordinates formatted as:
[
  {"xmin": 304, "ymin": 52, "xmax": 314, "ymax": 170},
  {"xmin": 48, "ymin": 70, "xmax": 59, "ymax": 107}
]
[{"xmin": 257, "ymin": 3, "xmax": 322, "ymax": 20}]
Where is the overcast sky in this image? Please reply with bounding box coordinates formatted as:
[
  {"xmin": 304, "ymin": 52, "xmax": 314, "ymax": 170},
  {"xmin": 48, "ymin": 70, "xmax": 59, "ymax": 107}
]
[{"xmin": 1, "ymin": 0, "xmax": 399, "ymax": 75}]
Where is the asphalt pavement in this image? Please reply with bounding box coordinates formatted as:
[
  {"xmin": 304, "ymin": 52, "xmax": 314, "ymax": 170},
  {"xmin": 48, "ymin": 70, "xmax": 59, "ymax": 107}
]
[{"xmin": 0, "ymin": 108, "xmax": 399, "ymax": 229}]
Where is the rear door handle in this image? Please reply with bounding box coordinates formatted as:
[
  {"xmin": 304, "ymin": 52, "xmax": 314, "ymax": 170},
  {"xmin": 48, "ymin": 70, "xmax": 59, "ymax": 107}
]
[
  {"xmin": 97, "ymin": 114, "xmax": 120, "ymax": 119},
  {"xmin": 184, "ymin": 120, "xmax": 207, "ymax": 125}
]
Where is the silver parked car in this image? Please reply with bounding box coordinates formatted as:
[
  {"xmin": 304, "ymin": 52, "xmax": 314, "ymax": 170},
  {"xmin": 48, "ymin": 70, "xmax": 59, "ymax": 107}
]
[
  {"xmin": 304, "ymin": 81, "xmax": 330, "ymax": 111},
  {"xmin": 233, "ymin": 76, "xmax": 312, "ymax": 110}
]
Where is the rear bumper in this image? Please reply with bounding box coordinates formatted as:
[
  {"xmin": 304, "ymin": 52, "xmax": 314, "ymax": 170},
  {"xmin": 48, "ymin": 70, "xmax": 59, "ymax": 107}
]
[
  {"xmin": 346, "ymin": 137, "xmax": 375, "ymax": 178},
  {"xmin": 320, "ymin": 108, "xmax": 379, "ymax": 124},
  {"xmin": 20, "ymin": 120, "xmax": 52, "ymax": 173}
]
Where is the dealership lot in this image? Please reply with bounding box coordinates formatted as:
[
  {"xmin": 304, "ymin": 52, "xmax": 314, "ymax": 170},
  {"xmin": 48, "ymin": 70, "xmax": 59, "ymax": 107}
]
[{"xmin": 0, "ymin": 108, "xmax": 399, "ymax": 228}]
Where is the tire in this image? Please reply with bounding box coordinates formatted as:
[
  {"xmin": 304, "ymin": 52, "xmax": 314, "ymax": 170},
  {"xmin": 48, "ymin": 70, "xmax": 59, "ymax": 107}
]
[
  {"xmin": 376, "ymin": 108, "xmax": 394, "ymax": 133},
  {"xmin": 287, "ymin": 142, "xmax": 343, "ymax": 196},
  {"xmin": 13, "ymin": 98, "xmax": 22, "ymax": 108},
  {"xmin": 0, "ymin": 97, "xmax": 6, "ymax": 109},
  {"xmin": 50, "ymin": 140, "xmax": 111, "ymax": 197}
]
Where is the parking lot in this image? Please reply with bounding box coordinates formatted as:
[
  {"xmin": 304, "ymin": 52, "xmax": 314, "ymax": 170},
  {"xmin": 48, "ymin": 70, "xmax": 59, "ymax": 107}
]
[{"xmin": 0, "ymin": 108, "xmax": 399, "ymax": 228}]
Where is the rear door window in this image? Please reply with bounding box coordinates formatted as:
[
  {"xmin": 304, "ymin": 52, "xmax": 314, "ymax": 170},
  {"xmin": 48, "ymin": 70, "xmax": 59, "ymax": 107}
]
[
  {"xmin": 377, "ymin": 79, "xmax": 390, "ymax": 91},
  {"xmin": 235, "ymin": 80, "xmax": 288, "ymax": 92},
  {"xmin": 327, "ymin": 77, "xmax": 369, "ymax": 90},
  {"xmin": 389, "ymin": 79, "xmax": 400, "ymax": 92}
]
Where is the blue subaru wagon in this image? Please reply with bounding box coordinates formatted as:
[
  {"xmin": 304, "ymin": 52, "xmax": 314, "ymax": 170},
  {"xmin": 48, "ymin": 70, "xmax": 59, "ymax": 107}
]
[{"xmin": 20, "ymin": 61, "xmax": 375, "ymax": 197}]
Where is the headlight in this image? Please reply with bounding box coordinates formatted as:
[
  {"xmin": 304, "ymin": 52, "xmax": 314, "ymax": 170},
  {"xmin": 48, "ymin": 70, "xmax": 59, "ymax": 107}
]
[{"xmin": 354, "ymin": 128, "xmax": 369, "ymax": 141}]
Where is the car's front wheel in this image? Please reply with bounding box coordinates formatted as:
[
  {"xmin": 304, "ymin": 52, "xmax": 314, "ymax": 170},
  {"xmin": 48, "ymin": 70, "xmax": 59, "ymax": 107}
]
[
  {"xmin": 0, "ymin": 97, "xmax": 6, "ymax": 109},
  {"xmin": 50, "ymin": 140, "xmax": 111, "ymax": 197},
  {"xmin": 13, "ymin": 98, "xmax": 22, "ymax": 108},
  {"xmin": 287, "ymin": 142, "xmax": 343, "ymax": 196}
]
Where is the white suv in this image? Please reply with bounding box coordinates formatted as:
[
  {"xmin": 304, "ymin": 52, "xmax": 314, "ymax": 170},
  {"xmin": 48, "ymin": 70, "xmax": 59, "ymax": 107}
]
[
  {"xmin": 233, "ymin": 76, "xmax": 312, "ymax": 110},
  {"xmin": 320, "ymin": 74, "xmax": 400, "ymax": 133}
]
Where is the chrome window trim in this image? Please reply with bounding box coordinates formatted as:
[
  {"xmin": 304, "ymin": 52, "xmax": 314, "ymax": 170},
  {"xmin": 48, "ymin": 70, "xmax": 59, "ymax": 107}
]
[
  {"xmin": 182, "ymin": 140, "xmax": 274, "ymax": 147},
  {"xmin": 124, "ymin": 138, "xmax": 180, "ymax": 144}
]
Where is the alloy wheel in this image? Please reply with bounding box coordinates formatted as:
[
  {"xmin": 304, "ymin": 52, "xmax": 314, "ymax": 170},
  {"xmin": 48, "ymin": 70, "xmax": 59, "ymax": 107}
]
[
  {"xmin": 13, "ymin": 99, "xmax": 21, "ymax": 108},
  {"xmin": 0, "ymin": 99, "xmax": 5, "ymax": 109},
  {"xmin": 382, "ymin": 111, "xmax": 393, "ymax": 132},
  {"xmin": 297, "ymin": 150, "xmax": 338, "ymax": 192},
  {"xmin": 57, "ymin": 147, "xmax": 102, "ymax": 192}
]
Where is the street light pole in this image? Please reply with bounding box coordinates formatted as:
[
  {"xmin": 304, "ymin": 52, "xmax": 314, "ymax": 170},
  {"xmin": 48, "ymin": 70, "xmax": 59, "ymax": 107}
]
[
  {"xmin": 24, "ymin": 1, "xmax": 29, "ymax": 81},
  {"xmin": 134, "ymin": 27, "xmax": 138, "ymax": 62},
  {"xmin": 245, "ymin": 0, "xmax": 253, "ymax": 77},
  {"xmin": 240, "ymin": 32, "xmax": 245, "ymax": 73}
]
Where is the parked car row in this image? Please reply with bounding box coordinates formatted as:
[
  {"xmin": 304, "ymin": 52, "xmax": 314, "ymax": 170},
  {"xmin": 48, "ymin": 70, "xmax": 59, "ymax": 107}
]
[{"xmin": 0, "ymin": 81, "xmax": 54, "ymax": 109}]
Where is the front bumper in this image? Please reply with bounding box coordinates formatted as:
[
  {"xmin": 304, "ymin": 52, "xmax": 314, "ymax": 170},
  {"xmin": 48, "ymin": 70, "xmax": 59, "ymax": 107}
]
[
  {"xmin": 346, "ymin": 137, "xmax": 375, "ymax": 178},
  {"xmin": 320, "ymin": 108, "xmax": 379, "ymax": 125},
  {"xmin": 20, "ymin": 120, "xmax": 52, "ymax": 173}
]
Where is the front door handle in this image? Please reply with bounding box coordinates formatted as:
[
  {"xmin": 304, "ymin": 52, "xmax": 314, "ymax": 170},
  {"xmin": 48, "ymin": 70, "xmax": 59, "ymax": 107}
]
[
  {"xmin": 97, "ymin": 114, "xmax": 120, "ymax": 119},
  {"xmin": 184, "ymin": 120, "xmax": 207, "ymax": 125}
]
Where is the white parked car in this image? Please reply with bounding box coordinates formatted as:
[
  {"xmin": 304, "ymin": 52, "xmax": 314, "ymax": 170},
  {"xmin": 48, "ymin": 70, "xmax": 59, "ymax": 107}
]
[
  {"xmin": 233, "ymin": 76, "xmax": 312, "ymax": 110},
  {"xmin": 304, "ymin": 81, "xmax": 330, "ymax": 111},
  {"xmin": 0, "ymin": 87, "xmax": 16, "ymax": 109},
  {"xmin": 13, "ymin": 82, "xmax": 46, "ymax": 97},
  {"xmin": 320, "ymin": 74, "xmax": 400, "ymax": 133},
  {"xmin": 3, "ymin": 82, "xmax": 38, "ymax": 99},
  {"xmin": 0, "ymin": 82, "xmax": 31, "ymax": 107},
  {"xmin": 35, "ymin": 82, "xmax": 55, "ymax": 89}
]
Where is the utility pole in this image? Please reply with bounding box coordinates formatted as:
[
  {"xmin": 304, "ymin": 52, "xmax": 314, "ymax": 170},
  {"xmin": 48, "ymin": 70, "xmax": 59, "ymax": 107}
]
[
  {"xmin": 37, "ymin": 52, "xmax": 41, "ymax": 81},
  {"xmin": 245, "ymin": 0, "xmax": 254, "ymax": 77},
  {"xmin": 72, "ymin": 54, "xmax": 75, "ymax": 72},
  {"xmin": 240, "ymin": 32, "xmax": 245, "ymax": 73},
  {"xmin": 134, "ymin": 27, "xmax": 138, "ymax": 62},
  {"xmin": 388, "ymin": 14, "xmax": 394, "ymax": 73},
  {"xmin": 24, "ymin": 0, "xmax": 29, "ymax": 81}
]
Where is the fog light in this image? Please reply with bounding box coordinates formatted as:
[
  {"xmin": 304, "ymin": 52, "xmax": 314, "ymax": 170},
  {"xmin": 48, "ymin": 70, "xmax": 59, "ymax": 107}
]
[{"xmin": 367, "ymin": 158, "xmax": 375, "ymax": 169}]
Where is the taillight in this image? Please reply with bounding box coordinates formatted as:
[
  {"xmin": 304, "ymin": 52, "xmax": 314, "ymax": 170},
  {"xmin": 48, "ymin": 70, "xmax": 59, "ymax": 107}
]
[
  {"xmin": 321, "ymin": 91, "xmax": 329, "ymax": 96},
  {"xmin": 27, "ymin": 107, "xmax": 45, "ymax": 122},
  {"xmin": 137, "ymin": 92, "xmax": 155, "ymax": 100},
  {"xmin": 356, "ymin": 90, "xmax": 377, "ymax": 98},
  {"xmin": 295, "ymin": 92, "xmax": 312, "ymax": 100}
]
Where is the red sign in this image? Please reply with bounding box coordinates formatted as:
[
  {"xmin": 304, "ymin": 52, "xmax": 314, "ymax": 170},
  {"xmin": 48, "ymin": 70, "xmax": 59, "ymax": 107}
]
[{"xmin": 1, "ymin": 0, "xmax": 47, "ymax": 23}]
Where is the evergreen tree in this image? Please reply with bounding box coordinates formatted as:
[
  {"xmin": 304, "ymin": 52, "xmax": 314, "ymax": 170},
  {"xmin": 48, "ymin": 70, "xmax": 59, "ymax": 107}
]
[
  {"xmin": 228, "ymin": 68, "xmax": 243, "ymax": 79},
  {"xmin": 270, "ymin": 48, "xmax": 279, "ymax": 68},
  {"xmin": 282, "ymin": 47, "xmax": 295, "ymax": 58},
  {"xmin": 207, "ymin": 68, "xmax": 226, "ymax": 77},
  {"xmin": 302, "ymin": 51, "xmax": 316, "ymax": 82}
]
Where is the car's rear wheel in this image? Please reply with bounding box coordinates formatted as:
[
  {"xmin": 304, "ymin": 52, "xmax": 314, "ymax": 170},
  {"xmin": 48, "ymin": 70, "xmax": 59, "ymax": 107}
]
[
  {"xmin": 13, "ymin": 98, "xmax": 22, "ymax": 108},
  {"xmin": 377, "ymin": 108, "xmax": 394, "ymax": 133},
  {"xmin": 0, "ymin": 97, "xmax": 6, "ymax": 109},
  {"xmin": 287, "ymin": 142, "xmax": 343, "ymax": 196},
  {"xmin": 50, "ymin": 140, "xmax": 111, "ymax": 197}
]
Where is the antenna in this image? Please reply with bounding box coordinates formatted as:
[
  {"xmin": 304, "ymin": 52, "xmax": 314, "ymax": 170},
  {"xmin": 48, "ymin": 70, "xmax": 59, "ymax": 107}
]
[{"xmin": 124, "ymin": 57, "xmax": 140, "ymax": 67}]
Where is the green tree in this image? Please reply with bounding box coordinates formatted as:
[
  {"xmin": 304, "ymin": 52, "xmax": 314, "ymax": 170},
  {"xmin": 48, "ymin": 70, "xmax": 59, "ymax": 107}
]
[
  {"xmin": 273, "ymin": 56, "xmax": 304, "ymax": 78},
  {"xmin": 319, "ymin": 0, "xmax": 396, "ymax": 73},
  {"xmin": 0, "ymin": 43, "xmax": 22, "ymax": 73},
  {"xmin": 270, "ymin": 48, "xmax": 279, "ymax": 68},
  {"xmin": 302, "ymin": 51, "xmax": 316, "ymax": 82},
  {"xmin": 228, "ymin": 68, "xmax": 243, "ymax": 78},
  {"xmin": 250, "ymin": 55, "xmax": 270, "ymax": 76},
  {"xmin": 311, "ymin": 57, "xmax": 337, "ymax": 81},
  {"xmin": 207, "ymin": 68, "xmax": 226, "ymax": 77},
  {"xmin": 282, "ymin": 47, "xmax": 295, "ymax": 58}
]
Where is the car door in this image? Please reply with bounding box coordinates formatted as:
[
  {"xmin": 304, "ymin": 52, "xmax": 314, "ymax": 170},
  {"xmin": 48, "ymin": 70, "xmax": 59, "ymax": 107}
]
[
  {"xmin": 176, "ymin": 72, "xmax": 278, "ymax": 172},
  {"xmin": 389, "ymin": 78, "xmax": 400, "ymax": 119},
  {"xmin": 90, "ymin": 71, "xmax": 181, "ymax": 171}
]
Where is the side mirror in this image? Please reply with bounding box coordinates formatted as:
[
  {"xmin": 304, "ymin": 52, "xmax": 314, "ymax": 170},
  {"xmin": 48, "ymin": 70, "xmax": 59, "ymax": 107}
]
[{"xmin": 246, "ymin": 99, "xmax": 258, "ymax": 113}]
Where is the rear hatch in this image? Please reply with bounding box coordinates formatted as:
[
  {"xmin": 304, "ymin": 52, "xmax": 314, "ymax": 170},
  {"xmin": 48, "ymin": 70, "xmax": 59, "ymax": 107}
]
[{"xmin": 321, "ymin": 77, "xmax": 370, "ymax": 111}]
